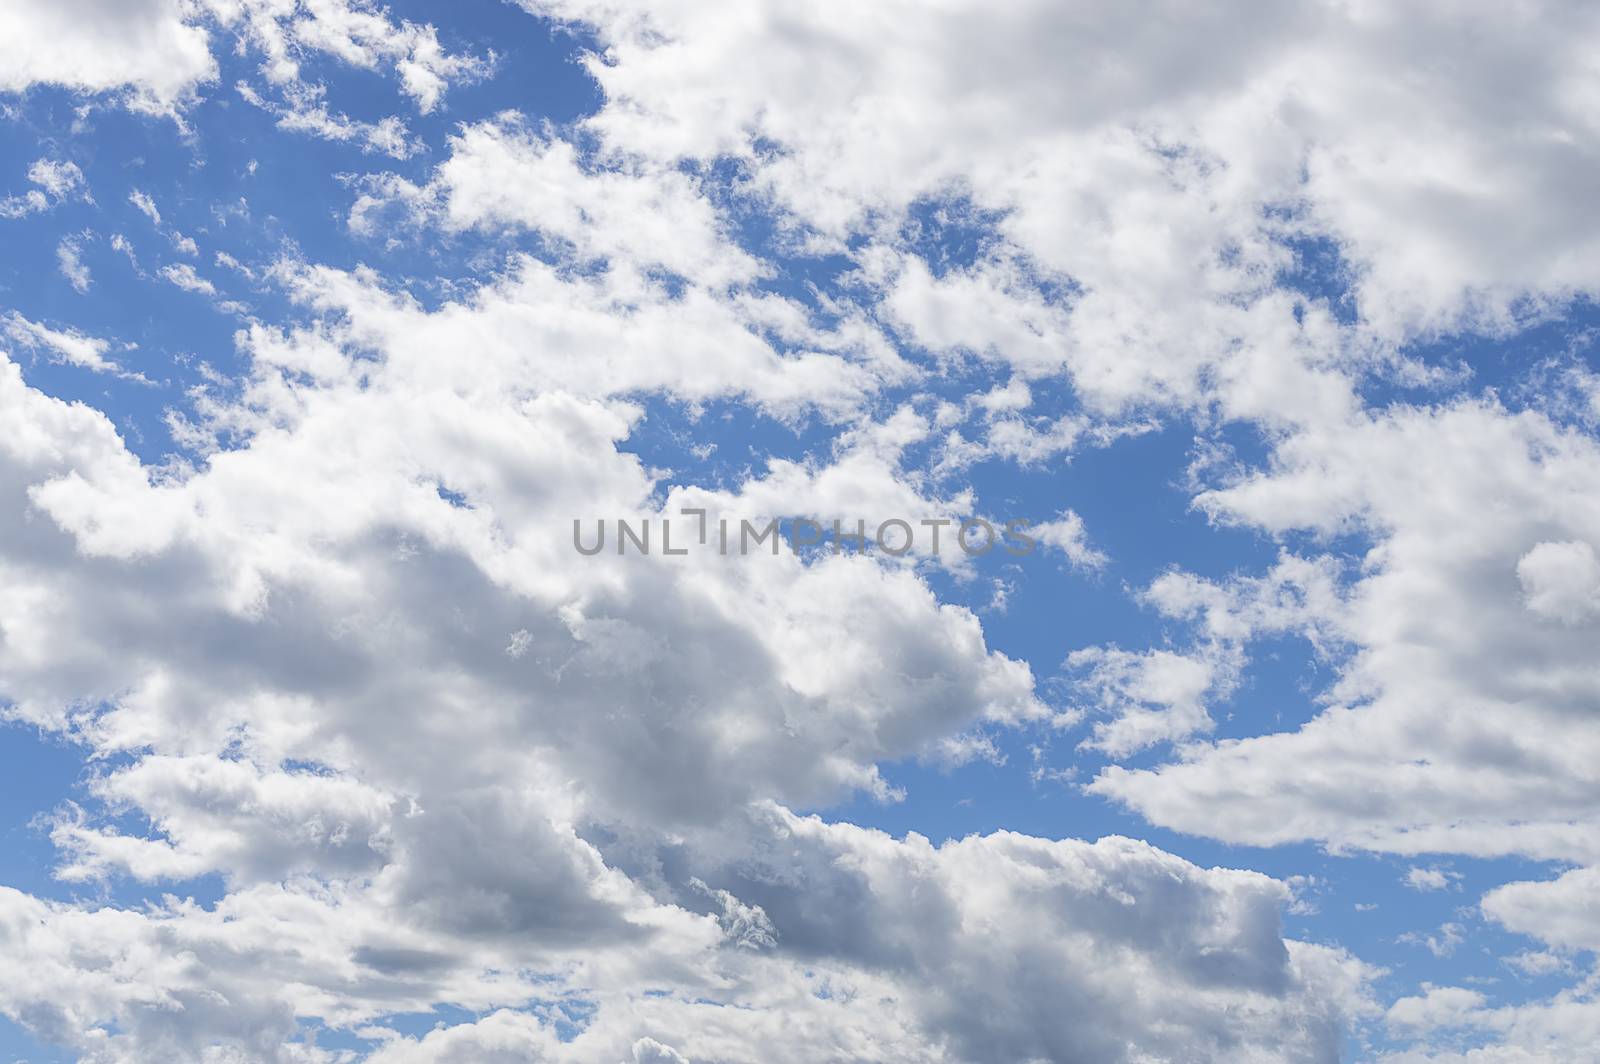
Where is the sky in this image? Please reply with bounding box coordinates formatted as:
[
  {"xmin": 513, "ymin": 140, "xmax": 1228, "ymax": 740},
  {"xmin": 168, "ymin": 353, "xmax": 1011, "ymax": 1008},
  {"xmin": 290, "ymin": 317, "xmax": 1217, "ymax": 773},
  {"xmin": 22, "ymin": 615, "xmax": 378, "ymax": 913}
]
[{"xmin": 1, "ymin": 1, "xmax": 1600, "ymax": 1061}]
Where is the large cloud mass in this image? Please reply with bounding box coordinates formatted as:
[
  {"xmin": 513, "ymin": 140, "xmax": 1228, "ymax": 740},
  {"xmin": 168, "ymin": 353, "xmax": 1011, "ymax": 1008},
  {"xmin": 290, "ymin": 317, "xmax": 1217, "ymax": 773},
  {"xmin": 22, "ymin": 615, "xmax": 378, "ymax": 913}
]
[{"xmin": 3, "ymin": 1, "xmax": 1600, "ymax": 1062}]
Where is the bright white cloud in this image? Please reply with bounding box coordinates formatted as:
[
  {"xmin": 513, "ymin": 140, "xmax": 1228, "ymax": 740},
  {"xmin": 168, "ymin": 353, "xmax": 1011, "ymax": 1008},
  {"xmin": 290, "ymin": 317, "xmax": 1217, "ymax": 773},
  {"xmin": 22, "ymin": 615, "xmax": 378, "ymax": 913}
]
[
  {"xmin": 127, "ymin": 188, "xmax": 161, "ymax": 224},
  {"xmin": 0, "ymin": 0, "xmax": 490, "ymax": 119},
  {"xmin": 1092, "ymin": 399, "xmax": 1600, "ymax": 864},
  {"xmin": 1517, "ymin": 539, "xmax": 1600, "ymax": 624},
  {"xmin": 1, "ymin": 311, "xmax": 122, "ymax": 374},
  {"xmin": 0, "ymin": 0, "xmax": 215, "ymax": 113},
  {"xmin": 354, "ymin": 116, "xmax": 763, "ymax": 289},
  {"xmin": 158, "ymin": 262, "xmax": 218, "ymax": 296},
  {"xmin": 1483, "ymin": 865, "xmax": 1600, "ymax": 954},
  {"xmin": 528, "ymin": 0, "xmax": 1600, "ymax": 343}
]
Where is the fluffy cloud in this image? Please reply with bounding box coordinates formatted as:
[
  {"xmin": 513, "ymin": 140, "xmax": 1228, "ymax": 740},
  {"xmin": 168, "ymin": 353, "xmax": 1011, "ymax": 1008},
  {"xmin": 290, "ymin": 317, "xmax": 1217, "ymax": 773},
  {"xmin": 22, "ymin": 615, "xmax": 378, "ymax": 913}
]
[
  {"xmin": 1517, "ymin": 539, "xmax": 1600, "ymax": 625},
  {"xmin": 1483, "ymin": 866, "xmax": 1600, "ymax": 954},
  {"xmin": 1065, "ymin": 645, "xmax": 1228, "ymax": 757},
  {"xmin": 353, "ymin": 116, "xmax": 763, "ymax": 289},
  {"xmin": 1380, "ymin": 981, "xmax": 1600, "ymax": 1064},
  {"xmin": 0, "ymin": 0, "xmax": 488, "ymax": 118},
  {"xmin": 3, "ymin": 1, "xmax": 1600, "ymax": 1060},
  {"xmin": 209, "ymin": 0, "xmax": 493, "ymax": 114},
  {"xmin": 528, "ymin": 0, "xmax": 1600, "ymax": 342},
  {"xmin": 0, "ymin": 808, "xmax": 1376, "ymax": 1063},
  {"xmin": 1094, "ymin": 399, "xmax": 1600, "ymax": 863},
  {"xmin": 0, "ymin": 0, "xmax": 214, "ymax": 112},
  {"xmin": 0, "ymin": 193, "xmax": 1363, "ymax": 1056},
  {"xmin": 1403, "ymin": 867, "xmax": 1457, "ymax": 894}
]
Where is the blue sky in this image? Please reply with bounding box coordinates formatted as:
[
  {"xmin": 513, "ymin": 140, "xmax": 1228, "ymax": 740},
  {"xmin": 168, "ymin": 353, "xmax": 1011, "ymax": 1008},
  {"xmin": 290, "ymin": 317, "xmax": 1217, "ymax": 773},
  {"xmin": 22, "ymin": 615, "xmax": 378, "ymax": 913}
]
[{"xmin": 3, "ymin": 3, "xmax": 1600, "ymax": 1062}]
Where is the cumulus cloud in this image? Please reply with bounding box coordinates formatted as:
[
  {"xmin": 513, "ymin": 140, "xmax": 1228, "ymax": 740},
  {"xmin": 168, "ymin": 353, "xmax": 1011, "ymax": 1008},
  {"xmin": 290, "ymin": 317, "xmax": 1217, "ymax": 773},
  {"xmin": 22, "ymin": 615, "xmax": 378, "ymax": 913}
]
[
  {"xmin": 1483, "ymin": 865, "xmax": 1600, "ymax": 954},
  {"xmin": 352, "ymin": 115, "xmax": 763, "ymax": 289},
  {"xmin": 528, "ymin": 0, "xmax": 1600, "ymax": 343},
  {"xmin": 1380, "ymin": 978, "xmax": 1600, "ymax": 1063},
  {"xmin": 1517, "ymin": 539, "xmax": 1600, "ymax": 624},
  {"xmin": 0, "ymin": 214, "xmax": 1362, "ymax": 1056},
  {"xmin": 1030, "ymin": 510, "xmax": 1108, "ymax": 569},
  {"xmin": 0, "ymin": 803, "xmax": 1377, "ymax": 1063},
  {"xmin": 3, "ymin": 1, "xmax": 1600, "ymax": 1060},
  {"xmin": 1094, "ymin": 399, "xmax": 1600, "ymax": 863},
  {"xmin": 1065, "ymin": 645, "xmax": 1228, "ymax": 757},
  {"xmin": 0, "ymin": 0, "xmax": 215, "ymax": 112},
  {"xmin": 257, "ymin": 252, "xmax": 880, "ymax": 421}
]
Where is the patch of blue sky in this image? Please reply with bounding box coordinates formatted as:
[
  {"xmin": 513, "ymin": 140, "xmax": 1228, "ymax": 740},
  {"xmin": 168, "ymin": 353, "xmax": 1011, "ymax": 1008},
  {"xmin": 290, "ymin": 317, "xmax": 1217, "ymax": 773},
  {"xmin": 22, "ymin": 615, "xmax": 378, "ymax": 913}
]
[
  {"xmin": 0, "ymin": 1014, "xmax": 74, "ymax": 1064},
  {"xmin": 1274, "ymin": 229, "xmax": 1600, "ymax": 415},
  {"xmin": 1418, "ymin": 298, "xmax": 1600, "ymax": 408},
  {"xmin": 897, "ymin": 195, "xmax": 1012, "ymax": 279},
  {"xmin": 1276, "ymin": 233, "xmax": 1360, "ymax": 327},
  {"xmin": 618, "ymin": 395, "xmax": 835, "ymax": 497},
  {"xmin": 346, "ymin": 1003, "xmax": 480, "ymax": 1043}
]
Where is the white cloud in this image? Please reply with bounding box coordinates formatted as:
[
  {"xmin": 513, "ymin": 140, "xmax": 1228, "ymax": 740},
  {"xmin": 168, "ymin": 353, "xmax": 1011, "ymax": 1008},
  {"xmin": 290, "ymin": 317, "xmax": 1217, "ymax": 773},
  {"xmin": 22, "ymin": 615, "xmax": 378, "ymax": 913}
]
[
  {"xmin": 2, "ymin": 159, "xmax": 89, "ymax": 218},
  {"xmin": 210, "ymin": 0, "xmax": 493, "ymax": 114},
  {"xmin": 158, "ymin": 261, "xmax": 218, "ymax": 296},
  {"xmin": 352, "ymin": 115, "xmax": 763, "ymax": 290},
  {"xmin": 1518, "ymin": 540, "xmax": 1600, "ymax": 624},
  {"xmin": 1502, "ymin": 950, "xmax": 1571, "ymax": 979},
  {"xmin": 1483, "ymin": 865, "xmax": 1600, "ymax": 954},
  {"xmin": 1, "ymin": 311, "xmax": 121, "ymax": 374},
  {"xmin": 262, "ymin": 253, "xmax": 880, "ymax": 420},
  {"xmin": 0, "ymin": 0, "xmax": 489, "ymax": 120},
  {"xmin": 27, "ymin": 158, "xmax": 88, "ymax": 201},
  {"xmin": 127, "ymin": 188, "xmax": 161, "ymax": 224},
  {"xmin": 5, "ymin": 3, "xmax": 1600, "ymax": 1059},
  {"xmin": 1379, "ymin": 974, "xmax": 1600, "ymax": 1063},
  {"xmin": 1399, "ymin": 922, "xmax": 1465, "ymax": 960},
  {"xmin": 525, "ymin": 0, "xmax": 1600, "ymax": 344},
  {"xmin": 237, "ymin": 81, "xmax": 424, "ymax": 160},
  {"xmin": 875, "ymin": 250, "xmax": 1074, "ymax": 377},
  {"xmin": 1030, "ymin": 510, "xmax": 1108, "ymax": 569},
  {"xmin": 1403, "ymin": 867, "xmax": 1457, "ymax": 893},
  {"xmin": 1066, "ymin": 645, "xmax": 1229, "ymax": 757},
  {"xmin": 0, "ymin": 0, "xmax": 215, "ymax": 113},
  {"xmin": 1094, "ymin": 400, "xmax": 1600, "ymax": 863},
  {"xmin": 56, "ymin": 234, "xmax": 90, "ymax": 292},
  {"xmin": 0, "ymin": 227, "xmax": 1370, "ymax": 1053},
  {"xmin": 1387, "ymin": 984, "xmax": 1487, "ymax": 1034},
  {"xmin": 0, "ymin": 802, "xmax": 1378, "ymax": 1062}
]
